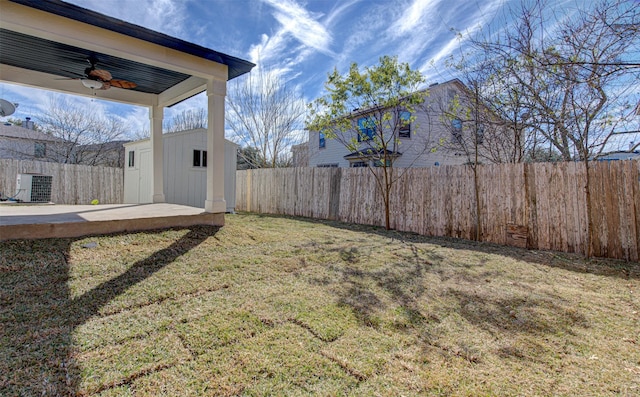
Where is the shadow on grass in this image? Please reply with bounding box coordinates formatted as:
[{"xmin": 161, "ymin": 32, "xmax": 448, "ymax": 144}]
[
  {"xmin": 246, "ymin": 213, "xmax": 612, "ymax": 364},
  {"xmin": 0, "ymin": 226, "xmax": 217, "ymax": 396},
  {"xmin": 247, "ymin": 212, "xmax": 640, "ymax": 280},
  {"xmin": 322, "ymin": 237, "xmax": 591, "ymax": 365}
]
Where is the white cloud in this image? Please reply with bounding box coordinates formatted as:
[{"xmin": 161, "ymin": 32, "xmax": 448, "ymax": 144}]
[
  {"xmin": 323, "ymin": 0, "xmax": 361, "ymax": 27},
  {"xmin": 68, "ymin": 0, "xmax": 189, "ymax": 38},
  {"xmin": 248, "ymin": 32, "xmax": 290, "ymax": 65},
  {"xmin": 246, "ymin": 0, "xmax": 342, "ymax": 86},
  {"xmin": 119, "ymin": 106, "xmax": 151, "ymax": 139},
  {"xmin": 0, "ymin": 84, "xmax": 50, "ymax": 119},
  {"xmin": 262, "ymin": 0, "xmax": 335, "ymax": 57},
  {"xmin": 252, "ymin": 44, "xmax": 311, "ymax": 84},
  {"xmin": 418, "ymin": 0, "xmax": 505, "ymax": 81},
  {"xmin": 335, "ymin": 2, "xmax": 392, "ymax": 67},
  {"xmin": 427, "ymin": 35, "xmax": 462, "ymax": 67},
  {"xmin": 379, "ymin": 0, "xmax": 449, "ymax": 71},
  {"xmin": 247, "ymin": 32, "xmax": 312, "ymax": 84},
  {"xmin": 388, "ymin": 0, "xmax": 442, "ymax": 39}
]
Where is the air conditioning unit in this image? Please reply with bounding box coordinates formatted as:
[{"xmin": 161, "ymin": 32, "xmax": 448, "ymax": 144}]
[{"xmin": 15, "ymin": 173, "xmax": 53, "ymax": 203}]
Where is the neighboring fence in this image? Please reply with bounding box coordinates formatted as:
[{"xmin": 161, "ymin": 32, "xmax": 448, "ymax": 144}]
[
  {"xmin": 236, "ymin": 161, "xmax": 640, "ymax": 261},
  {"xmin": 0, "ymin": 159, "xmax": 124, "ymax": 204}
]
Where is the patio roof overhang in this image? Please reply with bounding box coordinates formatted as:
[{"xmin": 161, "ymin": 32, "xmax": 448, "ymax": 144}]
[
  {"xmin": 0, "ymin": 0, "xmax": 255, "ymax": 107},
  {"xmin": 0, "ymin": 0, "xmax": 255, "ymax": 218}
]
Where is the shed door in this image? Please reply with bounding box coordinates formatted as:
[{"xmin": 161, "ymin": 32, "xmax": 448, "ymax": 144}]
[{"xmin": 139, "ymin": 150, "xmax": 152, "ymax": 203}]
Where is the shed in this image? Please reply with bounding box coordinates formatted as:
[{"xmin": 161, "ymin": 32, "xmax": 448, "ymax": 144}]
[{"xmin": 124, "ymin": 128, "xmax": 238, "ymax": 212}]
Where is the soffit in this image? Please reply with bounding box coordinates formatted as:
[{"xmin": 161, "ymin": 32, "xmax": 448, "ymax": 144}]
[{"xmin": 0, "ymin": 0, "xmax": 254, "ymax": 106}]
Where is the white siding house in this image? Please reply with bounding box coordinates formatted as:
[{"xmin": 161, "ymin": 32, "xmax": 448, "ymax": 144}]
[
  {"xmin": 123, "ymin": 128, "xmax": 238, "ymax": 212},
  {"xmin": 0, "ymin": 120, "xmax": 126, "ymax": 166},
  {"xmin": 595, "ymin": 151, "xmax": 640, "ymax": 161},
  {"xmin": 0, "ymin": 121, "xmax": 70, "ymax": 162},
  {"xmin": 307, "ymin": 80, "xmax": 474, "ymax": 168}
]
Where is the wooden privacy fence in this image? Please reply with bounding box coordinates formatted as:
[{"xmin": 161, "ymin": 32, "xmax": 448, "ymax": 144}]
[
  {"xmin": 0, "ymin": 159, "xmax": 124, "ymax": 204},
  {"xmin": 236, "ymin": 161, "xmax": 640, "ymax": 261}
]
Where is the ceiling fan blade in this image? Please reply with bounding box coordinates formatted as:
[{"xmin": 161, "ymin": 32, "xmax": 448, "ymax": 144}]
[
  {"xmin": 60, "ymin": 69, "xmax": 85, "ymax": 78},
  {"xmin": 88, "ymin": 68, "xmax": 112, "ymax": 81},
  {"xmin": 61, "ymin": 59, "xmax": 136, "ymax": 91},
  {"xmin": 109, "ymin": 79, "xmax": 137, "ymax": 89}
]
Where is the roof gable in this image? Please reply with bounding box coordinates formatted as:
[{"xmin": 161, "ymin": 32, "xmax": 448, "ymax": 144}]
[{"xmin": 0, "ymin": 123, "xmax": 65, "ymax": 142}]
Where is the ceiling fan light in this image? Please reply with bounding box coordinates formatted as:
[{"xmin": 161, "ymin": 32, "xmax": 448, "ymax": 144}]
[{"xmin": 81, "ymin": 78, "xmax": 103, "ymax": 89}]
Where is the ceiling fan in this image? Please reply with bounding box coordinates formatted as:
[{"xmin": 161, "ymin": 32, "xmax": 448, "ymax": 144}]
[{"xmin": 66, "ymin": 58, "xmax": 137, "ymax": 90}]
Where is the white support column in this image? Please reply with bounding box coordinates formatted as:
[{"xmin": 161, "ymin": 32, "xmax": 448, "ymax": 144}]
[
  {"xmin": 204, "ymin": 78, "xmax": 227, "ymax": 213},
  {"xmin": 150, "ymin": 104, "xmax": 165, "ymax": 203}
]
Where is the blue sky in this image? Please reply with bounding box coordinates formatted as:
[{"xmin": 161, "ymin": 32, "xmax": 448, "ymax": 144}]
[{"xmin": 0, "ymin": 0, "xmax": 637, "ymax": 149}]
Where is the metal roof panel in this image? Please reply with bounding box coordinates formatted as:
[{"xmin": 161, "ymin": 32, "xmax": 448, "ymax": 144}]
[{"xmin": 7, "ymin": 0, "xmax": 254, "ymax": 81}]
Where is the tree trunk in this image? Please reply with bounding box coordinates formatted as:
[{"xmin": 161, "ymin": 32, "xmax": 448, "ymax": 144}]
[
  {"xmin": 584, "ymin": 159, "xmax": 594, "ymax": 257},
  {"xmin": 383, "ymin": 166, "xmax": 392, "ymax": 230},
  {"xmin": 473, "ymin": 165, "xmax": 481, "ymax": 241}
]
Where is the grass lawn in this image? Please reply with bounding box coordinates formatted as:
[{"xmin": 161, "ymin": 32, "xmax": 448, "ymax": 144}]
[{"xmin": 1, "ymin": 213, "xmax": 639, "ymax": 396}]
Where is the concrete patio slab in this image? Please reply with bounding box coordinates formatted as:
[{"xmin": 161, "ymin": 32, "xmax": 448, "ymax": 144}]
[{"xmin": 0, "ymin": 203, "xmax": 224, "ymax": 240}]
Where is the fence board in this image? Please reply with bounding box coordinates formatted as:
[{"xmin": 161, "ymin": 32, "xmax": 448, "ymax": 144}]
[
  {"xmin": 633, "ymin": 161, "xmax": 640, "ymax": 262},
  {"xmin": 236, "ymin": 161, "xmax": 640, "ymax": 261},
  {"xmin": 1, "ymin": 159, "xmax": 123, "ymax": 204},
  {"xmin": 590, "ymin": 163, "xmax": 603, "ymax": 256}
]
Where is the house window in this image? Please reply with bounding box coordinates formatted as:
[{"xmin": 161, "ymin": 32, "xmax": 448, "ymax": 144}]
[
  {"xmin": 357, "ymin": 117, "xmax": 374, "ymax": 142},
  {"xmin": 351, "ymin": 161, "xmax": 368, "ymax": 168},
  {"xmin": 317, "ymin": 163, "xmax": 338, "ymax": 168},
  {"xmin": 128, "ymin": 151, "xmax": 135, "ymax": 167},
  {"xmin": 319, "ymin": 132, "xmax": 326, "ymax": 149},
  {"xmin": 193, "ymin": 149, "xmax": 207, "ymax": 168},
  {"xmin": 34, "ymin": 142, "xmax": 46, "ymax": 158},
  {"xmin": 399, "ymin": 111, "xmax": 411, "ymax": 138},
  {"xmin": 374, "ymin": 159, "xmax": 392, "ymax": 167},
  {"xmin": 452, "ymin": 118, "xmax": 462, "ymax": 142},
  {"xmin": 448, "ymin": 89, "xmax": 457, "ymax": 103}
]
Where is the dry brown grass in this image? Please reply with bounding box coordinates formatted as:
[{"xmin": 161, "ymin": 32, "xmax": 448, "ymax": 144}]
[{"xmin": 1, "ymin": 213, "xmax": 639, "ymax": 396}]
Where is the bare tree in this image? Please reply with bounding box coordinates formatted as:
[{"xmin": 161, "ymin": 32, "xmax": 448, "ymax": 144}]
[
  {"xmin": 460, "ymin": 0, "xmax": 640, "ymax": 160},
  {"xmin": 225, "ymin": 65, "xmax": 306, "ymax": 168},
  {"xmin": 131, "ymin": 108, "xmax": 207, "ymax": 140},
  {"xmin": 164, "ymin": 108, "xmax": 207, "ymax": 133},
  {"xmin": 454, "ymin": 0, "xmax": 640, "ymax": 255},
  {"xmin": 433, "ymin": 79, "xmax": 527, "ymax": 164},
  {"xmin": 37, "ymin": 96, "xmax": 128, "ymax": 166}
]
